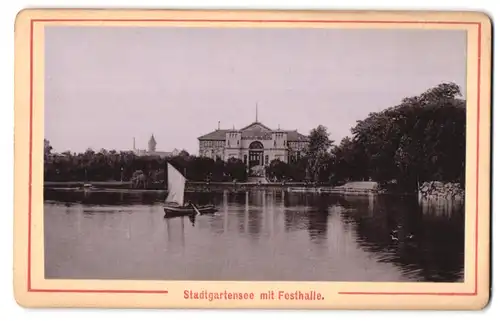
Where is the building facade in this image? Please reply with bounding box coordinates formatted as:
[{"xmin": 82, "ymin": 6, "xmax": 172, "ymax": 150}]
[
  {"xmin": 132, "ymin": 134, "xmax": 180, "ymax": 158},
  {"xmin": 198, "ymin": 121, "xmax": 309, "ymax": 168}
]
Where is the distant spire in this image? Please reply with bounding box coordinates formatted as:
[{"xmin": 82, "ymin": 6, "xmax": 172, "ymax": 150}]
[
  {"xmin": 133, "ymin": 137, "xmax": 136, "ymax": 150},
  {"xmin": 255, "ymin": 102, "xmax": 258, "ymax": 122},
  {"xmin": 218, "ymin": 121, "xmax": 220, "ymax": 130},
  {"xmin": 148, "ymin": 134, "xmax": 156, "ymax": 152}
]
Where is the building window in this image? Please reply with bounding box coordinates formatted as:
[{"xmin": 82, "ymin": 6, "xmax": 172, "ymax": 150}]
[
  {"xmin": 265, "ymin": 155, "xmax": 269, "ymax": 165},
  {"xmin": 249, "ymin": 141, "xmax": 264, "ymax": 149},
  {"xmin": 244, "ymin": 155, "xmax": 248, "ymax": 164}
]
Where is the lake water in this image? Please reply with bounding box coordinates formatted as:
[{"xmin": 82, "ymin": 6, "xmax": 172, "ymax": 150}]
[{"xmin": 44, "ymin": 189, "xmax": 464, "ymax": 282}]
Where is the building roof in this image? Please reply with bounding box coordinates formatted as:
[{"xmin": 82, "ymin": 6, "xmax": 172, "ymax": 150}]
[
  {"xmin": 286, "ymin": 130, "xmax": 309, "ymax": 142},
  {"xmin": 198, "ymin": 129, "xmax": 230, "ymax": 140},
  {"xmin": 150, "ymin": 151, "xmax": 174, "ymax": 157},
  {"xmin": 198, "ymin": 122, "xmax": 308, "ymax": 142},
  {"xmin": 240, "ymin": 121, "xmax": 272, "ymax": 131}
]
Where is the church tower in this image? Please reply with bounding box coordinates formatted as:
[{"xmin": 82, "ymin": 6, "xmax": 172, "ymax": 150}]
[{"xmin": 148, "ymin": 134, "xmax": 157, "ymax": 152}]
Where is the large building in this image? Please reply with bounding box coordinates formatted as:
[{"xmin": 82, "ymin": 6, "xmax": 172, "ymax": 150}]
[
  {"xmin": 198, "ymin": 116, "xmax": 309, "ymax": 168},
  {"xmin": 132, "ymin": 134, "xmax": 180, "ymax": 158}
]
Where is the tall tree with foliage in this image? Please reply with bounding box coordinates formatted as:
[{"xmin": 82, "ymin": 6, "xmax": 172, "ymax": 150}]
[
  {"xmin": 266, "ymin": 159, "xmax": 289, "ymax": 181},
  {"xmin": 225, "ymin": 157, "xmax": 247, "ymax": 182},
  {"xmin": 305, "ymin": 125, "xmax": 334, "ymax": 183},
  {"xmin": 44, "ymin": 139, "xmax": 53, "ymax": 161},
  {"xmin": 333, "ymin": 82, "xmax": 466, "ymax": 190}
]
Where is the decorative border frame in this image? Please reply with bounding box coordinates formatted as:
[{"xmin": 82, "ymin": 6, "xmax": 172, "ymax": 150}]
[{"xmin": 14, "ymin": 9, "xmax": 492, "ymax": 309}]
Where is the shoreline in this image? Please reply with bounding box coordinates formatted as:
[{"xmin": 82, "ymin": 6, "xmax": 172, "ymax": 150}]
[
  {"xmin": 43, "ymin": 180, "xmax": 465, "ymax": 200},
  {"xmin": 44, "ymin": 180, "xmax": 393, "ymax": 196}
]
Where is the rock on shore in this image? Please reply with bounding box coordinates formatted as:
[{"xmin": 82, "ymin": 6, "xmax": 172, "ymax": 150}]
[{"xmin": 418, "ymin": 181, "xmax": 465, "ymax": 201}]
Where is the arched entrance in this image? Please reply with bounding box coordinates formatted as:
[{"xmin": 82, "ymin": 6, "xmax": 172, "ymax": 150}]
[{"xmin": 248, "ymin": 141, "xmax": 264, "ymax": 169}]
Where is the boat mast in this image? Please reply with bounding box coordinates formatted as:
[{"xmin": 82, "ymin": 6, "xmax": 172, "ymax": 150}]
[{"xmin": 164, "ymin": 159, "xmax": 169, "ymax": 191}]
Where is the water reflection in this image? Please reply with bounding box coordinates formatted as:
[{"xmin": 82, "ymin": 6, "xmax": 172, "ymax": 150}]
[
  {"xmin": 44, "ymin": 189, "xmax": 464, "ymax": 282},
  {"xmin": 337, "ymin": 194, "xmax": 464, "ymax": 282}
]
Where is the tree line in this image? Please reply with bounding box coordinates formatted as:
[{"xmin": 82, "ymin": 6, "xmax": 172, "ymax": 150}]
[
  {"xmin": 44, "ymin": 146, "xmax": 248, "ymax": 184},
  {"xmin": 45, "ymin": 82, "xmax": 465, "ymax": 191},
  {"xmin": 266, "ymin": 82, "xmax": 466, "ymax": 191}
]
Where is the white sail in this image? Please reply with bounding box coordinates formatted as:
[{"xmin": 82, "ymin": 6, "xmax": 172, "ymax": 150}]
[{"xmin": 165, "ymin": 163, "xmax": 186, "ymax": 206}]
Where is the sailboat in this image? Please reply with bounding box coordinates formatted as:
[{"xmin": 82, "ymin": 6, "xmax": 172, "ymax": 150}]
[{"xmin": 163, "ymin": 162, "xmax": 218, "ymax": 218}]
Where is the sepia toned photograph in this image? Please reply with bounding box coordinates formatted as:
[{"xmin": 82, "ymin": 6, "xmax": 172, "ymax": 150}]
[
  {"xmin": 43, "ymin": 25, "xmax": 467, "ymax": 283},
  {"xmin": 13, "ymin": 9, "xmax": 491, "ymax": 310}
]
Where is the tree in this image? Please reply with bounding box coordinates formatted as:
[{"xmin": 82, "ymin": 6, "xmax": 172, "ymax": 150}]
[
  {"xmin": 331, "ymin": 137, "xmax": 369, "ymax": 183},
  {"xmin": 288, "ymin": 157, "xmax": 308, "ymax": 182},
  {"xmin": 189, "ymin": 157, "xmax": 215, "ymax": 181},
  {"xmin": 44, "ymin": 139, "xmax": 53, "ymax": 160},
  {"xmin": 178, "ymin": 150, "xmax": 190, "ymax": 158},
  {"xmin": 225, "ymin": 157, "xmax": 247, "ymax": 182},
  {"xmin": 305, "ymin": 125, "xmax": 333, "ymax": 182},
  {"xmin": 339, "ymin": 82, "xmax": 465, "ymax": 190},
  {"xmin": 267, "ymin": 159, "xmax": 290, "ymax": 181},
  {"xmin": 212, "ymin": 158, "xmax": 226, "ymax": 181}
]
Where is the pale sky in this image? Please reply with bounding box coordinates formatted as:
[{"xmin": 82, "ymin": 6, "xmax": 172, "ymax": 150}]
[{"xmin": 45, "ymin": 26, "xmax": 466, "ymax": 155}]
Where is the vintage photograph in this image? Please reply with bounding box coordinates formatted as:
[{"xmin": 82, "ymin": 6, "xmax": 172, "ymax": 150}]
[{"xmin": 43, "ymin": 25, "xmax": 467, "ymax": 283}]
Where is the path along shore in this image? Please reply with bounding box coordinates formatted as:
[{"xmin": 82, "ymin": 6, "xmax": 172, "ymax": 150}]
[
  {"xmin": 44, "ymin": 180, "xmax": 383, "ymax": 196},
  {"xmin": 44, "ymin": 180, "xmax": 464, "ymax": 199}
]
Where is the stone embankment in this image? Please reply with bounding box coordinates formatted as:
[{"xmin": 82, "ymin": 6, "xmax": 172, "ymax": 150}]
[
  {"xmin": 287, "ymin": 181, "xmax": 379, "ymax": 195},
  {"xmin": 418, "ymin": 181, "xmax": 465, "ymax": 201}
]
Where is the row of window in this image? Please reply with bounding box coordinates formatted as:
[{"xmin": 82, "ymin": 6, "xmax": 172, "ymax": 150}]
[
  {"xmin": 201, "ymin": 140, "xmax": 307, "ymax": 150},
  {"xmin": 288, "ymin": 142, "xmax": 307, "ymax": 149},
  {"xmin": 244, "ymin": 154, "xmax": 293, "ymax": 165},
  {"xmin": 273, "ymin": 140, "xmax": 286, "ymax": 147},
  {"xmin": 201, "ymin": 140, "xmax": 225, "ymax": 148},
  {"xmin": 200, "ymin": 152, "xmax": 302, "ymax": 165}
]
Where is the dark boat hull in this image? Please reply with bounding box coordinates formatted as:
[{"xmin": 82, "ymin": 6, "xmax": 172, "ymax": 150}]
[{"xmin": 163, "ymin": 204, "xmax": 218, "ymax": 218}]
